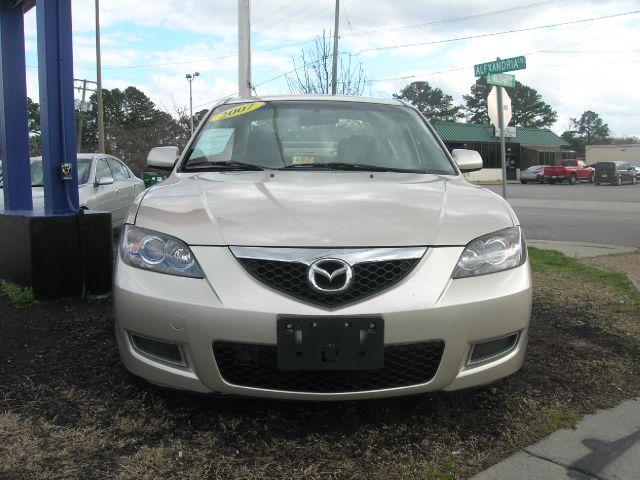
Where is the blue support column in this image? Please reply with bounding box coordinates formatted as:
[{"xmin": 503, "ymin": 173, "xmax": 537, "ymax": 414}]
[
  {"xmin": 0, "ymin": 0, "xmax": 33, "ymax": 212},
  {"xmin": 36, "ymin": 0, "xmax": 78, "ymax": 214}
]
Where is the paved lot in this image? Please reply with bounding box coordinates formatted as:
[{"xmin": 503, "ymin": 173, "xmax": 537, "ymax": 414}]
[{"xmin": 483, "ymin": 183, "xmax": 640, "ymax": 248}]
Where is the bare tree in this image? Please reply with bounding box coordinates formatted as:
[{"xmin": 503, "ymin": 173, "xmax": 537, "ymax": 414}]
[{"xmin": 286, "ymin": 30, "xmax": 368, "ymax": 96}]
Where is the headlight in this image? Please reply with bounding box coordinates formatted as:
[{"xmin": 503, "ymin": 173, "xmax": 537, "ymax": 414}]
[
  {"xmin": 120, "ymin": 225, "xmax": 204, "ymax": 278},
  {"xmin": 452, "ymin": 226, "xmax": 525, "ymax": 279}
]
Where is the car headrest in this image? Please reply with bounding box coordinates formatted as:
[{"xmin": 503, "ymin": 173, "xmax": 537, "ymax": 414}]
[
  {"xmin": 247, "ymin": 131, "xmax": 284, "ymax": 168},
  {"xmin": 337, "ymin": 135, "xmax": 377, "ymax": 163}
]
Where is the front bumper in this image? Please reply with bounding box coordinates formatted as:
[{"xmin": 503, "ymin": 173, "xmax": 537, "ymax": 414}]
[{"xmin": 114, "ymin": 246, "xmax": 532, "ymax": 400}]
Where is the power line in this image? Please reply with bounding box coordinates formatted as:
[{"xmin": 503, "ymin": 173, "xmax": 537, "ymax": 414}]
[
  {"xmin": 357, "ymin": 10, "xmax": 640, "ymax": 54},
  {"xmin": 342, "ymin": 0, "xmax": 566, "ymax": 37},
  {"xmin": 257, "ymin": 1, "xmax": 322, "ymax": 34},
  {"xmin": 341, "ymin": 0, "xmax": 354, "ymax": 35},
  {"xmin": 253, "ymin": 0, "xmax": 304, "ymax": 24},
  {"xmin": 360, "ymin": 34, "xmax": 636, "ymax": 85}
]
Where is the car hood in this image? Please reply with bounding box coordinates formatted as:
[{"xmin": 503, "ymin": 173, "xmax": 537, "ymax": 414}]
[{"xmin": 133, "ymin": 171, "xmax": 516, "ymax": 247}]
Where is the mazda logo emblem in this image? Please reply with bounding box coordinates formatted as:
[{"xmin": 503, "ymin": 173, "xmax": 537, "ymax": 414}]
[{"xmin": 308, "ymin": 258, "xmax": 353, "ymax": 293}]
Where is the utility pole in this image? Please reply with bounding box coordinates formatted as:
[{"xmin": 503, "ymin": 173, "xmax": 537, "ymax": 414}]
[
  {"xmin": 185, "ymin": 72, "xmax": 200, "ymax": 135},
  {"xmin": 74, "ymin": 79, "xmax": 97, "ymax": 152},
  {"xmin": 497, "ymin": 84, "xmax": 507, "ymax": 199},
  {"xmin": 95, "ymin": 0, "xmax": 105, "ymax": 152},
  {"xmin": 331, "ymin": 0, "xmax": 340, "ymax": 95},
  {"xmin": 238, "ymin": 0, "xmax": 251, "ymax": 97}
]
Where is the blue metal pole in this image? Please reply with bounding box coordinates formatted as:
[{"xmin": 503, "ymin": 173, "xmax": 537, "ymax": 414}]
[
  {"xmin": 36, "ymin": 0, "xmax": 78, "ymax": 214},
  {"xmin": 0, "ymin": 0, "xmax": 33, "ymax": 212}
]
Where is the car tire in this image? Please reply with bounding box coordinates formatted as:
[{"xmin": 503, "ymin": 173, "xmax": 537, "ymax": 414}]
[
  {"xmin": 549, "ymin": 179, "xmax": 556, "ymax": 185},
  {"xmin": 569, "ymin": 175, "xmax": 577, "ymax": 185},
  {"xmin": 521, "ymin": 180, "xmax": 527, "ymax": 184}
]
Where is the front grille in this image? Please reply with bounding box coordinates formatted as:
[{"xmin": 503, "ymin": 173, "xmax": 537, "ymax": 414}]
[
  {"xmin": 237, "ymin": 258, "xmax": 420, "ymax": 308},
  {"xmin": 213, "ymin": 341, "xmax": 445, "ymax": 393}
]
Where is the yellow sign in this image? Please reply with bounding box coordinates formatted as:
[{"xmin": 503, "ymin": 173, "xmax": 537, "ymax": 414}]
[{"xmin": 210, "ymin": 102, "xmax": 265, "ymax": 121}]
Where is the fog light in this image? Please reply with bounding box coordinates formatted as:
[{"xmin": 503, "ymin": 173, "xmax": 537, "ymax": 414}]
[
  {"xmin": 130, "ymin": 334, "xmax": 187, "ymax": 367},
  {"xmin": 468, "ymin": 332, "xmax": 520, "ymax": 365}
]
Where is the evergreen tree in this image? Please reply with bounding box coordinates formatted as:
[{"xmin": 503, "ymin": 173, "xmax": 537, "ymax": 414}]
[
  {"xmin": 463, "ymin": 77, "xmax": 557, "ymax": 127},
  {"xmin": 393, "ymin": 81, "xmax": 463, "ymax": 121}
]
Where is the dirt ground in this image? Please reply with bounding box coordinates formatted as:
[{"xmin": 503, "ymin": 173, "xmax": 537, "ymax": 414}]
[
  {"xmin": 581, "ymin": 251, "xmax": 640, "ymax": 286},
  {"xmin": 1, "ymin": 249, "xmax": 639, "ymax": 480}
]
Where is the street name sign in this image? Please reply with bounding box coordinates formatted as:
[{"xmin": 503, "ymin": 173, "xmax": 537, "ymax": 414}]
[
  {"xmin": 487, "ymin": 86, "xmax": 512, "ymax": 128},
  {"xmin": 474, "ymin": 56, "xmax": 526, "ymax": 77},
  {"xmin": 487, "ymin": 73, "xmax": 515, "ymax": 88}
]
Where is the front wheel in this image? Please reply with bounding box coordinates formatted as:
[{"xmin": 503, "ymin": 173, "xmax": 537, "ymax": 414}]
[{"xmin": 521, "ymin": 180, "xmax": 527, "ymax": 184}]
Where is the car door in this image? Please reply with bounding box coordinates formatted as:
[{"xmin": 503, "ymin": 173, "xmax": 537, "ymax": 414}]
[
  {"xmin": 89, "ymin": 157, "xmax": 125, "ymax": 227},
  {"xmin": 106, "ymin": 156, "xmax": 139, "ymax": 225},
  {"xmin": 623, "ymin": 163, "xmax": 633, "ymax": 183}
]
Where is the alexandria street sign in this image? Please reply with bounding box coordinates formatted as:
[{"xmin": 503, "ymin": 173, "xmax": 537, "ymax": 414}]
[
  {"xmin": 486, "ymin": 73, "xmax": 515, "ymax": 88},
  {"xmin": 474, "ymin": 56, "xmax": 526, "ymax": 77}
]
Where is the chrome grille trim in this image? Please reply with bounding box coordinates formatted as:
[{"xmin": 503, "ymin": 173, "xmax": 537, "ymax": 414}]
[{"xmin": 229, "ymin": 246, "xmax": 427, "ymax": 265}]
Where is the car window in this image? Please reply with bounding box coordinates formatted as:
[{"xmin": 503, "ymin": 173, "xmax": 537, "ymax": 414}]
[
  {"xmin": 96, "ymin": 158, "xmax": 112, "ymax": 180},
  {"xmin": 77, "ymin": 159, "xmax": 92, "ymax": 184},
  {"xmin": 107, "ymin": 157, "xmax": 130, "ymax": 181},
  {"xmin": 183, "ymin": 101, "xmax": 456, "ymax": 175}
]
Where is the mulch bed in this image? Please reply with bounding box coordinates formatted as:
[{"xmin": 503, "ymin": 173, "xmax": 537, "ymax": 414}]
[{"xmin": 1, "ymin": 264, "xmax": 639, "ymax": 479}]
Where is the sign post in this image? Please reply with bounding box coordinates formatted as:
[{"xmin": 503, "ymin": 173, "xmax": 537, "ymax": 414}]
[{"xmin": 474, "ymin": 56, "xmax": 526, "ymax": 199}]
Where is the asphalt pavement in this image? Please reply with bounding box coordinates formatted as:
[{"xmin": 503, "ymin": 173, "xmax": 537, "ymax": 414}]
[{"xmin": 483, "ymin": 182, "xmax": 640, "ymax": 248}]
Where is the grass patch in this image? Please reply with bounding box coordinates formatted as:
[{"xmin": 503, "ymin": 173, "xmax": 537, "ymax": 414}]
[
  {"xmin": 1, "ymin": 281, "xmax": 38, "ymax": 308},
  {"xmin": 528, "ymin": 247, "xmax": 637, "ymax": 297},
  {"xmin": 536, "ymin": 408, "xmax": 581, "ymax": 437}
]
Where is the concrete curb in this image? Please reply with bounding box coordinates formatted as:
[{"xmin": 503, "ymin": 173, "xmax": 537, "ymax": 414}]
[
  {"xmin": 472, "ymin": 398, "xmax": 640, "ymax": 479},
  {"xmin": 527, "ymin": 239, "xmax": 639, "ymax": 259}
]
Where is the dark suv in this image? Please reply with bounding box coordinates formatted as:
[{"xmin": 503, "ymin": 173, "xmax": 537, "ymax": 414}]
[{"xmin": 594, "ymin": 161, "xmax": 637, "ymax": 186}]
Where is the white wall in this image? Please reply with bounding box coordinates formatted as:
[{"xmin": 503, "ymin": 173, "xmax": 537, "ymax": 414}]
[
  {"xmin": 586, "ymin": 145, "xmax": 640, "ymax": 166},
  {"xmin": 464, "ymin": 168, "xmax": 519, "ymax": 182}
]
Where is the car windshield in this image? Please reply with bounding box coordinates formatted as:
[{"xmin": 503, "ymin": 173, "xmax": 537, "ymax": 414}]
[
  {"xmin": 29, "ymin": 159, "xmax": 92, "ymax": 186},
  {"xmin": 182, "ymin": 100, "xmax": 456, "ymax": 174}
]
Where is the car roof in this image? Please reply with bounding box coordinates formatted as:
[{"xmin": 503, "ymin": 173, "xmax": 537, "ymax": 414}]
[
  {"xmin": 30, "ymin": 153, "xmax": 104, "ymax": 161},
  {"xmin": 224, "ymin": 94, "xmax": 406, "ymax": 107}
]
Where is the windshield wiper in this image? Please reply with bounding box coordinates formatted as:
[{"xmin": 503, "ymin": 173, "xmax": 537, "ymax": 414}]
[
  {"xmin": 183, "ymin": 161, "xmax": 266, "ymax": 171},
  {"xmin": 281, "ymin": 162, "xmax": 425, "ymax": 173}
]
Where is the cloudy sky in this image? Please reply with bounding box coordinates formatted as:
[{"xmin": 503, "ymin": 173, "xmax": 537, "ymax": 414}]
[{"xmin": 23, "ymin": 0, "xmax": 640, "ymax": 136}]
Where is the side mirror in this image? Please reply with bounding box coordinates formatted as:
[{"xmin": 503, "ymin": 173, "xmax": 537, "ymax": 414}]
[
  {"xmin": 147, "ymin": 146, "xmax": 179, "ymax": 171},
  {"xmin": 96, "ymin": 176, "xmax": 114, "ymax": 186},
  {"xmin": 452, "ymin": 149, "xmax": 483, "ymax": 172}
]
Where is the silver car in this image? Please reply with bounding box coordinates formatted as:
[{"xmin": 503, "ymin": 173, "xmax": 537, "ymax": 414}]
[
  {"xmin": 0, "ymin": 154, "xmax": 144, "ymax": 229},
  {"xmin": 520, "ymin": 165, "xmax": 545, "ymax": 184},
  {"xmin": 114, "ymin": 96, "xmax": 532, "ymax": 400}
]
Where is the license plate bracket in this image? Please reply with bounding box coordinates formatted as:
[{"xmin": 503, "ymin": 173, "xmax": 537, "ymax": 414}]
[{"xmin": 277, "ymin": 316, "xmax": 384, "ymax": 371}]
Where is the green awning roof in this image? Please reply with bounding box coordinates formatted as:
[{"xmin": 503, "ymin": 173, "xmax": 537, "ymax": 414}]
[{"xmin": 431, "ymin": 121, "xmax": 568, "ymax": 147}]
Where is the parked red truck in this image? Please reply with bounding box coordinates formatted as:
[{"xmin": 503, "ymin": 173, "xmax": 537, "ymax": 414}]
[{"xmin": 543, "ymin": 160, "xmax": 594, "ymax": 184}]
